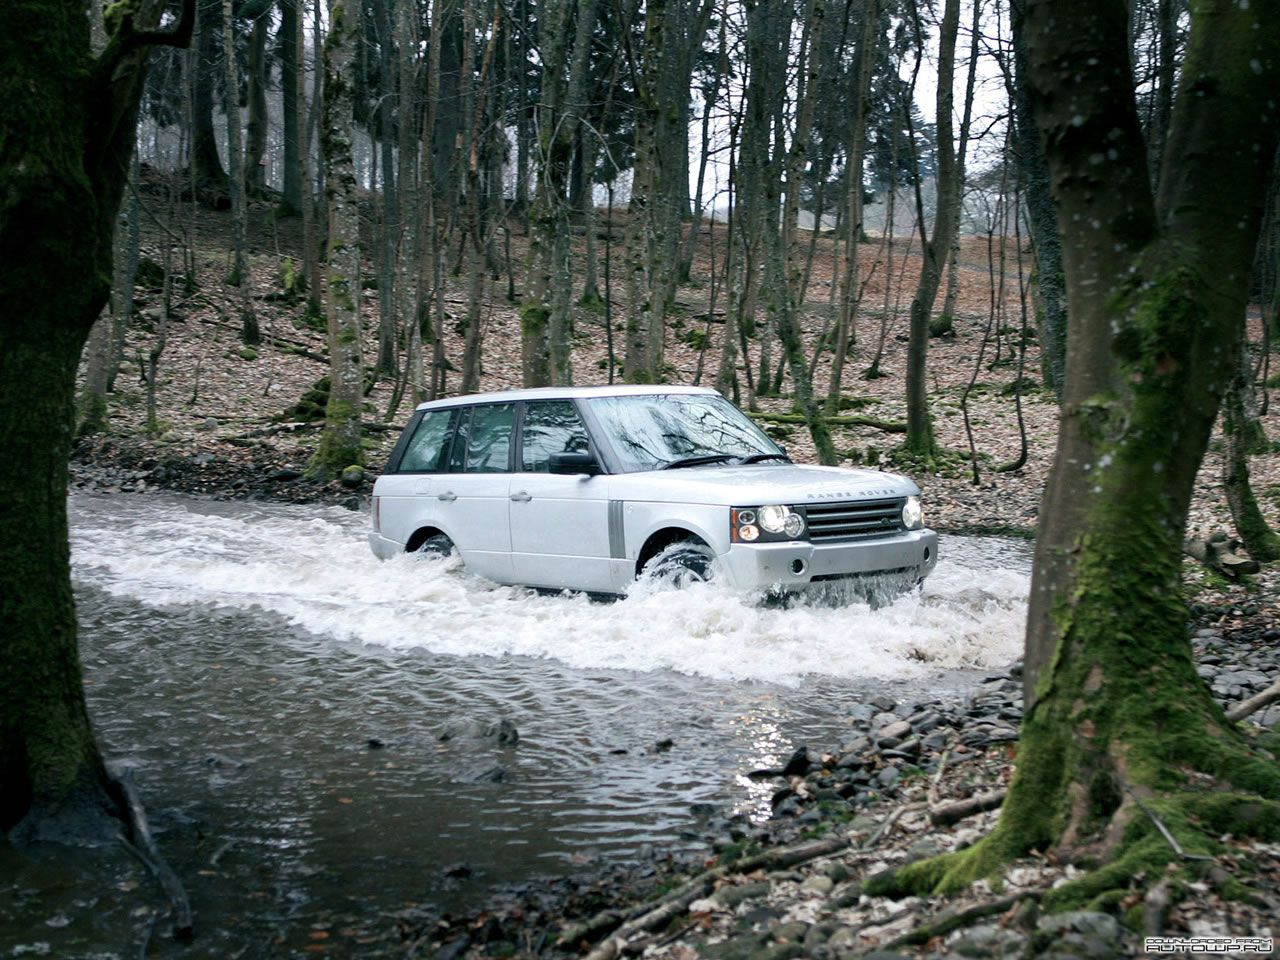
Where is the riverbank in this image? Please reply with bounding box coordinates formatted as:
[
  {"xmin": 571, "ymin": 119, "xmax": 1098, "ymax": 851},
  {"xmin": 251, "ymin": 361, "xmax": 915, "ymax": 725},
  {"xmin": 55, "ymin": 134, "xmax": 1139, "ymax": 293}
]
[{"xmin": 413, "ymin": 631, "xmax": 1280, "ymax": 960}]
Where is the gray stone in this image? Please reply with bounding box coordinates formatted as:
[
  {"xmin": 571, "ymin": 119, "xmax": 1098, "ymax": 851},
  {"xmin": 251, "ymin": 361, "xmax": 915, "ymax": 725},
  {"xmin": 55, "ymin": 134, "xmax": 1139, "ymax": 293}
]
[
  {"xmin": 878, "ymin": 720, "xmax": 912, "ymax": 741},
  {"xmin": 952, "ymin": 923, "xmax": 1027, "ymax": 957},
  {"xmin": 713, "ymin": 881, "xmax": 772, "ymax": 908},
  {"xmin": 1036, "ymin": 911, "xmax": 1120, "ymax": 941},
  {"xmin": 772, "ymin": 921, "xmax": 810, "ymax": 944},
  {"xmin": 870, "ymin": 695, "xmax": 897, "ymax": 712},
  {"xmin": 876, "ymin": 766, "xmax": 900, "ymax": 787},
  {"xmin": 801, "ymin": 875, "xmax": 834, "ymax": 895}
]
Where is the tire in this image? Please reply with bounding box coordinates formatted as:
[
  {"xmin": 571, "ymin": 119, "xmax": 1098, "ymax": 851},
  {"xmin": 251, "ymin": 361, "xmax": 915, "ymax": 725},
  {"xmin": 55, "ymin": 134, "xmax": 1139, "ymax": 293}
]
[
  {"xmin": 416, "ymin": 533, "xmax": 456, "ymax": 558},
  {"xmin": 641, "ymin": 540, "xmax": 717, "ymax": 588}
]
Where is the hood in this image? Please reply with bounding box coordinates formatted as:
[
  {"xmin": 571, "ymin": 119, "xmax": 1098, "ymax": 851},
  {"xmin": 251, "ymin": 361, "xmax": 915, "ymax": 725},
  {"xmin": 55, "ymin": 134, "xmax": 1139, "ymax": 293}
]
[{"xmin": 606, "ymin": 463, "xmax": 919, "ymax": 505}]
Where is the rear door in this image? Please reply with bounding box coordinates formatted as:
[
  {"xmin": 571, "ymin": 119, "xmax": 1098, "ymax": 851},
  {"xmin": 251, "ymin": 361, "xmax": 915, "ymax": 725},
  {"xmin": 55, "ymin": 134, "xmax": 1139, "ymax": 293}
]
[
  {"xmin": 438, "ymin": 403, "xmax": 515, "ymax": 582},
  {"xmin": 508, "ymin": 399, "xmax": 614, "ymax": 592},
  {"xmin": 375, "ymin": 407, "xmax": 457, "ymax": 546}
]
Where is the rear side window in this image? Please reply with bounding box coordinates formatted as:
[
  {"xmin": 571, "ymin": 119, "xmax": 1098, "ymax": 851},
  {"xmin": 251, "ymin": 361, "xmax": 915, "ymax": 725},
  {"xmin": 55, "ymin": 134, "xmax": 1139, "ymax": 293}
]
[
  {"xmin": 463, "ymin": 404, "xmax": 514, "ymax": 473},
  {"xmin": 521, "ymin": 400, "xmax": 591, "ymax": 471},
  {"xmin": 399, "ymin": 409, "xmax": 455, "ymax": 472}
]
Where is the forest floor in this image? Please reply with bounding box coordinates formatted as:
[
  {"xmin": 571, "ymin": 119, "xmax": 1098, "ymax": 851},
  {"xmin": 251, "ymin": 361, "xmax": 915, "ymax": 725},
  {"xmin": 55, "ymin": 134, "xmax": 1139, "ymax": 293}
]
[
  {"xmin": 73, "ymin": 188, "xmax": 1280, "ymax": 628},
  {"xmin": 66, "ymin": 191, "xmax": 1280, "ymax": 956}
]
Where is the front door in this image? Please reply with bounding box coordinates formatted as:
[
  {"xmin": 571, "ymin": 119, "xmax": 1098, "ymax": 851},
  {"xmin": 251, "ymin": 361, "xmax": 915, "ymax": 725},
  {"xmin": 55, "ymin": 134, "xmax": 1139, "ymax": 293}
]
[
  {"xmin": 509, "ymin": 399, "xmax": 614, "ymax": 592},
  {"xmin": 440, "ymin": 402, "xmax": 515, "ymax": 582}
]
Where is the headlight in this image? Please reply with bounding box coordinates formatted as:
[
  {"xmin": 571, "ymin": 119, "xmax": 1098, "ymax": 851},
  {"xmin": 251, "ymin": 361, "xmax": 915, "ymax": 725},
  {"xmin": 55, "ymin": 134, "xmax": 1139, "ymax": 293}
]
[
  {"xmin": 738, "ymin": 504, "xmax": 805, "ymax": 541},
  {"xmin": 902, "ymin": 496, "xmax": 923, "ymax": 530},
  {"xmin": 758, "ymin": 504, "xmax": 790, "ymax": 533}
]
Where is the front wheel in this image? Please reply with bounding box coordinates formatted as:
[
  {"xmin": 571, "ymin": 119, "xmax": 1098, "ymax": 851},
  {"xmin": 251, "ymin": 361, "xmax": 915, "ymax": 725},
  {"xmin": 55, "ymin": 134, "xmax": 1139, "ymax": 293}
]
[{"xmin": 641, "ymin": 541, "xmax": 717, "ymax": 588}]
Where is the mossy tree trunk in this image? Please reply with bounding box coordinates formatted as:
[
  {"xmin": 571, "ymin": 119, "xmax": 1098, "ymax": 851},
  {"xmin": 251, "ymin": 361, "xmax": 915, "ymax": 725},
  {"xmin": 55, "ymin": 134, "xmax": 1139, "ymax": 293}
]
[
  {"xmin": 309, "ymin": 0, "xmax": 364, "ymax": 479},
  {"xmin": 871, "ymin": 0, "xmax": 1280, "ymax": 906},
  {"xmin": 902, "ymin": 0, "xmax": 960, "ymax": 460},
  {"xmin": 0, "ymin": 0, "xmax": 193, "ymax": 838}
]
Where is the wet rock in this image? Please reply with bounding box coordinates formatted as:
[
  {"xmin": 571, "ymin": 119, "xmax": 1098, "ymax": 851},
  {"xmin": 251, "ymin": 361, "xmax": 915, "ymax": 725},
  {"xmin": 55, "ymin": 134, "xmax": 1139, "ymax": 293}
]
[
  {"xmin": 1035, "ymin": 910, "xmax": 1124, "ymax": 957},
  {"xmin": 340, "ymin": 465, "xmax": 365, "ymax": 488},
  {"xmin": 801, "ymin": 875, "xmax": 834, "ymax": 895},
  {"xmin": 270, "ymin": 468, "xmax": 303, "ymax": 482},
  {"xmin": 441, "ymin": 862, "xmax": 472, "ymax": 878},
  {"xmin": 435, "ymin": 934, "xmax": 470, "ymax": 960},
  {"xmin": 366, "ymin": 738, "xmax": 385, "ymax": 749},
  {"xmin": 782, "ymin": 746, "xmax": 811, "ymax": 776},
  {"xmin": 876, "ymin": 766, "xmax": 900, "ymax": 787},
  {"xmin": 835, "ymin": 751, "xmax": 864, "ymax": 770},
  {"xmin": 772, "ymin": 796, "xmax": 804, "ymax": 818},
  {"xmin": 453, "ymin": 763, "xmax": 506, "ymax": 784},
  {"xmin": 951, "ymin": 922, "xmax": 1027, "ymax": 957},
  {"xmin": 713, "ymin": 881, "xmax": 772, "ymax": 908},
  {"xmin": 877, "ymin": 720, "xmax": 912, "ymax": 743},
  {"xmin": 651, "ymin": 737, "xmax": 675, "ymax": 753},
  {"xmin": 803, "ymin": 925, "xmax": 832, "ymax": 950},
  {"xmin": 870, "ymin": 695, "xmax": 897, "ymax": 712},
  {"xmin": 483, "ymin": 719, "xmax": 519, "ymax": 746},
  {"xmin": 772, "ymin": 922, "xmax": 810, "ymax": 944}
]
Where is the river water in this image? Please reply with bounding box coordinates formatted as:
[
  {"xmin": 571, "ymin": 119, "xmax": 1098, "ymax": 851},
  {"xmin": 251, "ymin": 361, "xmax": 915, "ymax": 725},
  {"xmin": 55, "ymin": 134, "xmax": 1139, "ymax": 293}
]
[{"xmin": 2, "ymin": 493, "xmax": 1031, "ymax": 957}]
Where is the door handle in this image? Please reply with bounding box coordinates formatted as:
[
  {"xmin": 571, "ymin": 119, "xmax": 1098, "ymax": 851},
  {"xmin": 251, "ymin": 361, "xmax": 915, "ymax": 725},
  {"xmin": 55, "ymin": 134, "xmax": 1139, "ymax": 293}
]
[
  {"xmin": 437, "ymin": 491, "xmax": 457, "ymax": 502},
  {"xmin": 510, "ymin": 491, "xmax": 532, "ymax": 503}
]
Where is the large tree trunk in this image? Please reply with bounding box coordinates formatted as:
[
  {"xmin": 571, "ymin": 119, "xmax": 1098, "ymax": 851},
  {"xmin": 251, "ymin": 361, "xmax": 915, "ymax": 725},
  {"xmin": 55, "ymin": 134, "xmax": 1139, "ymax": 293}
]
[
  {"xmin": 1223, "ymin": 335, "xmax": 1280, "ymax": 561},
  {"xmin": 826, "ymin": 0, "xmax": 878, "ymax": 415},
  {"xmin": 279, "ymin": 0, "xmax": 303, "ymax": 213},
  {"xmin": 224, "ymin": 0, "xmax": 259, "ymax": 344},
  {"xmin": 869, "ymin": 0, "xmax": 1280, "ymax": 903},
  {"xmin": 245, "ymin": 12, "xmax": 269, "ymax": 194},
  {"xmin": 310, "ymin": 0, "xmax": 364, "ymax": 478},
  {"xmin": 0, "ymin": 0, "xmax": 191, "ymax": 838},
  {"xmin": 1009, "ymin": 0, "xmax": 1065, "ymax": 400},
  {"xmin": 902, "ymin": 0, "xmax": 960, "ymax": 459},
  {"xmin": 192, "ymin": 0, "xmax": 228, "ymax": 198}
]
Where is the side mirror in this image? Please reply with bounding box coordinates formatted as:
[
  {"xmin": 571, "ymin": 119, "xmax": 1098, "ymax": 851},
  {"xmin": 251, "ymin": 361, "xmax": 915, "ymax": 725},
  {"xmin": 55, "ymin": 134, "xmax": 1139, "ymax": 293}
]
[{"xmin": 548, "ymin": 451, "xmax": 600, "ymax": 476}]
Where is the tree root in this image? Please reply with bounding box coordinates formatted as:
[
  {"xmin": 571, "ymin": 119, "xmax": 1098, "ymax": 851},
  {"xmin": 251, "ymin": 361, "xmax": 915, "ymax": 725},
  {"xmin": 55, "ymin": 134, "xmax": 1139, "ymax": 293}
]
[
  {"xmin": 1228, "ymin": 681, "xmax": 1280, "ymax": 723},
  {"xmin": 881, "ymin": 892, "xmax": 1042, "ymax": 950},
  {"xmin": 112, "ymin": 767, "xmax": 193, "ymax": 940},
  {"xmin": 865, "ymin": 787, "xmax": 1280, "ymax": 917}
]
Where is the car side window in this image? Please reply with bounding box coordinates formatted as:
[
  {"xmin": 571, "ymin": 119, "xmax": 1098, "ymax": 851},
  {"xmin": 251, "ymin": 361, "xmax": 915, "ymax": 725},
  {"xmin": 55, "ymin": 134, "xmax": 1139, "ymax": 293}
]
[
  {"xmin": 398, "ymin": 409, "xmax": 456, "ymax": 472},
  {"xmin": 521, "ymin": 400, "xmax": 591, "ymax": 472},
  {"xmin": 464, "ymin": 403, "xmax": 514, "ymax": 473}
]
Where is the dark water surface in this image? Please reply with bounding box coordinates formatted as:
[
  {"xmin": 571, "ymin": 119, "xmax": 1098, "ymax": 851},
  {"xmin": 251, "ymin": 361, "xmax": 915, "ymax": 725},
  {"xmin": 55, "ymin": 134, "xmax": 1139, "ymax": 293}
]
[{"xmin": 0, "ymin": 493, "xmax": 1031, "ymax": 958}]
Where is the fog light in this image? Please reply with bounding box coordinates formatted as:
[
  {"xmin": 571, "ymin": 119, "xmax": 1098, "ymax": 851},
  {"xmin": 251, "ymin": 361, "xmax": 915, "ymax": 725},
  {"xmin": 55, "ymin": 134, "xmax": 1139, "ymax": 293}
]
[
  {"xmin": 790, "ymin": 558, "xmax": 806, "ymax": 576},
  {"xmin": 738, "ymin": 524, "xmax": 760, "ymax": 542}
]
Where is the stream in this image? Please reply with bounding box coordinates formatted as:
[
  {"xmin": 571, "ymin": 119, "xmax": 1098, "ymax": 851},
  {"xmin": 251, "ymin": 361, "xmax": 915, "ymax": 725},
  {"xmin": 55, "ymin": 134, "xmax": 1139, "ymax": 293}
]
[{"xmin": 1, "ymin": 492, "xmax": 1032, "ymax": 958}]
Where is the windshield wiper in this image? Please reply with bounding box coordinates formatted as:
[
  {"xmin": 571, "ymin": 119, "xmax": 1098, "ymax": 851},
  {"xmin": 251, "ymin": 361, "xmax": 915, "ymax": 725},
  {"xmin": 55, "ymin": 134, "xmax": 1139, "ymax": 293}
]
[
  {"xmin": 660, "ymin": 454, "xmax": 737, "ymax": 470},
  {"xmin": 736, "ymin": 453, "xmax": 792, "ymax": 465}
]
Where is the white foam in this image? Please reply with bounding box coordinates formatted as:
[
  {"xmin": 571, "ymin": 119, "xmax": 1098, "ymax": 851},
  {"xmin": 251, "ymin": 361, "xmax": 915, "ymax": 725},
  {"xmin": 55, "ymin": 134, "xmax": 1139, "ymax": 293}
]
[{"xmin": 70, "ymin": 495, "xmax": 1029, "ymax": 684}]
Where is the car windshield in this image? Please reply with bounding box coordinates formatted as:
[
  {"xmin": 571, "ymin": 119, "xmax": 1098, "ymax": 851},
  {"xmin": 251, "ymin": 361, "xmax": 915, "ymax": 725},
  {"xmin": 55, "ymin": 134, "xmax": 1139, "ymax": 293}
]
[{"xmin": 586, "ymin": 393, "xmax": 784, "ymax": 473}]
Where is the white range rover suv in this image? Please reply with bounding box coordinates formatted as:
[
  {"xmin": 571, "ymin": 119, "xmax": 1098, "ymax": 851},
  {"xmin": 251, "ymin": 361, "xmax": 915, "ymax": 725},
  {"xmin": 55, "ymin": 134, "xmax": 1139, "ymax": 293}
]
[{"xmin": 368, "ymin": 385, "xmax": 938, "ymax": 595}]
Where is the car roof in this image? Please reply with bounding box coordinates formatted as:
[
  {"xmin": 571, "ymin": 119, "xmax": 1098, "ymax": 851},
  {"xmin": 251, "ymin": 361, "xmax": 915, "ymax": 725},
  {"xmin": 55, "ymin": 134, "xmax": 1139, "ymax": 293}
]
[{"xmin": 413, "ymin": 384, "xmax": 720, "ymax": 411}]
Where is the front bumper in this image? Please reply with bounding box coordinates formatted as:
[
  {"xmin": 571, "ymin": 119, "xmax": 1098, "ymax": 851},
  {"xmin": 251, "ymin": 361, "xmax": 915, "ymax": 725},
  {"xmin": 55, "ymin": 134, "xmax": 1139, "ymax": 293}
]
[
  {"xmin": 368, "ymin": 531, "xmax": 402, "ymax": 560},
  {"xmin": 719, "ymin": 529, "xmax": 938, "ymax": 591}
]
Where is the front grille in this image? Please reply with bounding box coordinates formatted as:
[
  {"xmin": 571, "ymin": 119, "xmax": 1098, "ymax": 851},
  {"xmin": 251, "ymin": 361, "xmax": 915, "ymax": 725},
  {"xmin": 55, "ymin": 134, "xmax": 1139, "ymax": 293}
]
[{"xmin": 803, "ymin": 498, "xmax": 905, "ymax": 542}]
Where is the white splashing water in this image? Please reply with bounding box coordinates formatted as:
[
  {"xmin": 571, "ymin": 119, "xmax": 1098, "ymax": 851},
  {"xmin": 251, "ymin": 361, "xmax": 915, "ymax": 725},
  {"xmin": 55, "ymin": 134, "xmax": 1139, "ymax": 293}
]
[{"xmin": 70, "ymin": 493, "xmax": 1029, "ymax": 684}]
